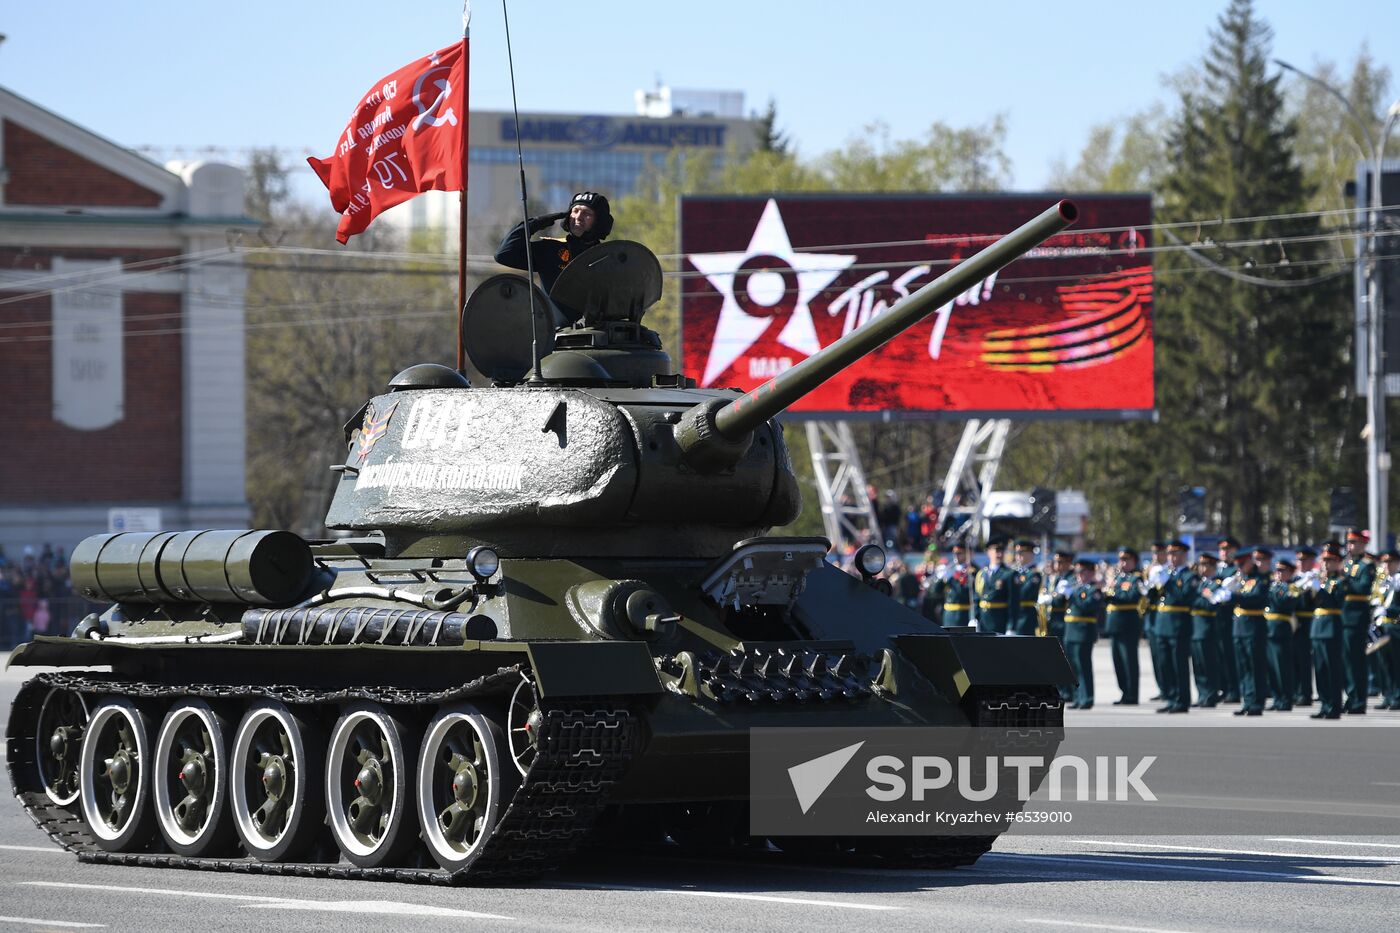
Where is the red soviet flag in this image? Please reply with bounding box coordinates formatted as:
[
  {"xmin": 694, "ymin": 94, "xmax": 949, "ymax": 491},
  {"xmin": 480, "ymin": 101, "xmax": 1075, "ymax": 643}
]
[{"xmin": 308, "ymin": 40, "xmax": 468, "ymax": 243}]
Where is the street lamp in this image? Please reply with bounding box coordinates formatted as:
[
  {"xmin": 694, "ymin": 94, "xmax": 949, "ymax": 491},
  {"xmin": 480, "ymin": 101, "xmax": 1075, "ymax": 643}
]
[{"xmin": 1277, "ymin": 59, "xmax": 1400, "ymax": 548}]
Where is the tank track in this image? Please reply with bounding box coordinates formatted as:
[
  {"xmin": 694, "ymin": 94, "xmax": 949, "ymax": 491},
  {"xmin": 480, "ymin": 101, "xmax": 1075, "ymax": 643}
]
[{"xmin": 7, "ymin": 670, "xmax": 637, "ymax": 885}]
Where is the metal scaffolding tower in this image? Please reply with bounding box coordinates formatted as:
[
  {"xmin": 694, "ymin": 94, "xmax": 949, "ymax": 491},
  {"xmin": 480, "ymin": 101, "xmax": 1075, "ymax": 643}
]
[
  {"xmin": 804, "ymin": 421, "xmax": 880, "ymax": 552},
  {"xmin": 938, "ymin": 419, "xmax": 1011, "ymax": 547}
]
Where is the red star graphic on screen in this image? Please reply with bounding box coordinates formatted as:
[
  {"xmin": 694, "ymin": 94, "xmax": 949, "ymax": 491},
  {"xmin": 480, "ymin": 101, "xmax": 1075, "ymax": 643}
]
[{"xmin": 687, "ymin": 199, "xmax": 856, "ymax": 386}]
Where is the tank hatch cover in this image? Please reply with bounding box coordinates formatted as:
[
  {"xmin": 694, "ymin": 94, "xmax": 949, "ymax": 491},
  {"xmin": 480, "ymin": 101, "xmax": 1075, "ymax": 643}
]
[
  {"xmin": 460, "ymin": 274, "xmax": 556, "ymax": 384},
  {"xmin": 549, "ymin": 240, "xmax": 663, "ymax": 325},
  {"xmin": 700, "ymin": 537, "xmax": 831, "ymax": 610}
]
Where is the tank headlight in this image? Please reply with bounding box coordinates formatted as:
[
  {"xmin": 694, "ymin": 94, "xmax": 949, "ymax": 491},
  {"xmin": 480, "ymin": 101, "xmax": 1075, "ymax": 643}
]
[
  {"xmin": 855, "ymin": 544, "xmax": 887, "ymax": 578},
  {"xmin": 466, "ymin": 546, "xmax": 500, "ymax": 581}
]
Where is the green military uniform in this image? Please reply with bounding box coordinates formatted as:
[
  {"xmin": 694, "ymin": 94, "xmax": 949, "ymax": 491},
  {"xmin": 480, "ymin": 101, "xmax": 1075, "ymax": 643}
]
[
  {"xmin": 1214, "ymin": 559, "xmax": 1241, "ymax": 702},
  {"xmin": 1144, "ymin": 557, "xmax": 1168, "ymax": 701},
  {"xmin": 927, "ymin": 562, "xmax": 973, "ymax": 627},
  {"xmin": 1105, "ymin": 567, "xmax": 1145, "ymax": 705},
  {"xmin": 1189, "ymin": 578, "xmax": 1220, "ymax": 707},
  {"xmin": 1310, "ymin": 566, "xmax": 1345, "ymax": 719},
  {"xmin": 1378, "ymin": 564, "xmax": 1400, "ymax": 710},
  {"xmin": 1065, "ymin": 570, "xmax": 1103, "ymax": 709},
  {"xmin": 1366, "ymin": 565, "xmax": 1388, "ymax": 706},
  {"xmin": 1012, "ymin": 564, "xmax": 1042, "ymax": 636},
  {"xmin": 1340, "ymin": 553, "xmax": 1376, "ymax": 713},
  {"xmin": 974, "ymin": 562, "xmax": 1018, "ymax": 635},
  {"xmin": 1155, "ymin": 557, "xmax": 1199, "ymax": 713},
  {"xmin": 1191, "ymin": 573, "xmax": 1224, "ymax": 708},
  {"xmin": 1046, "ymin": 566, "xmax": 1073, "ymax": 701},
  {"xmin": 1292, "ymin": 564, "xmax": 1316, "ymax": 706},
  {"xmin": 1228, "ymin": 566, "xmax": 1270, "ymax": 715},
  {"xmin": 1264, "ymin": 575, "xmax": 1298, "ymax": 711}
]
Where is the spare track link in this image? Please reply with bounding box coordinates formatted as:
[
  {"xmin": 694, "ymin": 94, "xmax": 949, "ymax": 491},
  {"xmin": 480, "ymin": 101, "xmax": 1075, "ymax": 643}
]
[{"xmin": 7, "ymin": 671, "xmax": 638, "ymax": 885}]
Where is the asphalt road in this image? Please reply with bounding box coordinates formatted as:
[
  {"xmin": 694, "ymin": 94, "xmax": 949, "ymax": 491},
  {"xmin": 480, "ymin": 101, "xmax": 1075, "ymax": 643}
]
[{"xmin": 3, "ymin": 645, "xmax": 1398, "ymax": 933}]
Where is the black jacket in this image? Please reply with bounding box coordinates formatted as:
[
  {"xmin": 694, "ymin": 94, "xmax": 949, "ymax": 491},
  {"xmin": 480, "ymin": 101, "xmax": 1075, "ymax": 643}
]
[{"xmin": 494, "ymin": 216, "xmax": 600, "ymax": 295}]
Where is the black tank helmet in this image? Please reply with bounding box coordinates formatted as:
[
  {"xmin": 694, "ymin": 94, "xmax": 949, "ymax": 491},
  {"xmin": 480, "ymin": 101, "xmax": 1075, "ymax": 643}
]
[{"xmin": 567, "ymin": 190, "xmax": 613, "ymax": 239}]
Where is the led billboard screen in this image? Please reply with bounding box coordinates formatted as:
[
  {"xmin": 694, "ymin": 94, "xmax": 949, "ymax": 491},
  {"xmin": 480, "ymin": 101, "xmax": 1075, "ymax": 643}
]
[{"xmin": 679, "ymin": 194, "xmax": 1154, "ymax": 419}]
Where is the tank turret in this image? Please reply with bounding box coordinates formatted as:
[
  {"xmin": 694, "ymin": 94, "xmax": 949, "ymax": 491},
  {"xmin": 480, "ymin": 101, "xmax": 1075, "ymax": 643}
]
[{"xmin": 324, "ymin": 200, "xmax": 1078, "ymax": 558}]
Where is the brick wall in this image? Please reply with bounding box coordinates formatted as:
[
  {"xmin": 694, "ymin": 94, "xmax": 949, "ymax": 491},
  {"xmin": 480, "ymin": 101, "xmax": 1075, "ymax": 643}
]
[
  {"xmin": 0, "ymin": 250, "xmax": 183, "ymax": 503},
  {"xmin": 4, "ymin": 120, "xmax": 162, "ymax": 208}
]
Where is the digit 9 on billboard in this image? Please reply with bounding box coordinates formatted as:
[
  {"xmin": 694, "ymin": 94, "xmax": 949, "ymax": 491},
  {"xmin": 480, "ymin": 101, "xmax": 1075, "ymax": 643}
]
[{"xmin": 678, "ymin": 194, "xmax": 1154, "ymax": 419}]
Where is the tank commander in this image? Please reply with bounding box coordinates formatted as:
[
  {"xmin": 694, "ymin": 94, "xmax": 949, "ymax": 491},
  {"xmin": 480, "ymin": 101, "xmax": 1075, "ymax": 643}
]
[{"xmin": 494, "ymin": 190, "xmax": 613, "ymax": 294}]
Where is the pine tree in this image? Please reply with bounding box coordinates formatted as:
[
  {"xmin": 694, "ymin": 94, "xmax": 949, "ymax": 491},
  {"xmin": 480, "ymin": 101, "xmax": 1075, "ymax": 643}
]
[
  {"xmin": 755, "ymin": 98, "xmax": 791, "ymax": 156},
  {"xmin": 1155, "ymin": 0, "xmax": 1354, "ymax": 541}
]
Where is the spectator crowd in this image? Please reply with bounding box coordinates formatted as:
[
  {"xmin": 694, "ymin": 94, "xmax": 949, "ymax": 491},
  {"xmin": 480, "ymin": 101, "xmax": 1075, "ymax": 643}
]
[{"xmin": 0, "ymin": 543, "xmax": 86, "ymax": 649}]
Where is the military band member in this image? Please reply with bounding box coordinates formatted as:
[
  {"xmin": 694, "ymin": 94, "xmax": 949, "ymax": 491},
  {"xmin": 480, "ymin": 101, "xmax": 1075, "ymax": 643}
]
[
  {"xmin": 926, "ymin": 540, "xmax": 973, "ymax": 627},
  {"xmin": 1375, "ymin": 550, "xmax": 1400, "ymax": 710},
  {"xmin": 1226, "ymin": 548, "xmax": 1270, "ymax": 716},
  {"xmin": 1144, "ymin": 540, "xmax": 1169, "ymax": 701},
  {"xmin": 1105, "ymin": 546, "xmax": 1145, "ymax": 705},
  {"xmin": 1292, "ymin": 546, "xmax": 1318, "ymax": 706},
  {"xmin": 1153, "ymin": 541, "xmax": 1198, "ymax": 713},
  {"xmin": 1065, "ymin": 558, "xmax": 1103, "ymax": 709},
  {"xmin": 1214, "ymin": 536, "xmax": 1242, "ymax": 703},
  {"xmin": 1191, "ymin": 545, "xmax": 1227, "ymax": 707},
  {"xmin": 1366, "ymin": 549, "xmax": 1400, "ymax": 708},
  {"xmin": 1038, "ymin": 550, "xmax": 1075, "ymax": 702},
  {"xmin": 1340, "ymin": 529, "xmax": 1376, "ymax": 714},
  {"xmin": 1264, "ymin": 557, "xmax": 1299, "ymax": 711},
  {"xmin": 1191, "ymin": 553, "xmax": 1225, "ymax": 708},
  {"xmin": 1306, "ymin": 541, "xmax": 1346, "ymax": 719},
  {"xmin": 1012, "ymin": 539, "xmax": 1043, "ymax": 636},
  {"xmin": 974, "ymin": 536, "xmax": 1018, "ymax": 635}
]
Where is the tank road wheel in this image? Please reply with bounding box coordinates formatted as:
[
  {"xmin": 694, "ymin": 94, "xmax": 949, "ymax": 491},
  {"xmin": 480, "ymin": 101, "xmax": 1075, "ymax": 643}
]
[
  {"xmin": 325, "ymin": 702, "xmax": 419, "ymax": 868},
  {"xmin": 152, "ymin": 701, "xmax": 237, "ymax": 857},
  {"xmin": 417, "ymin": 704, "xmax": 518, "ymax": 871},
  {"xmin": 506, "ymin": 679, "xmax": 543, "ymax": 777},
  {"xmin": 230, "ymin": 701, "xmax": 325, "ymax": 862},
  {"xmin": 79, "ymin": 698, "xmax": 157, "ymax": 852},
  {"xmin": 35, "ymin": 687, "xmax": 89, "ymax": 807}
]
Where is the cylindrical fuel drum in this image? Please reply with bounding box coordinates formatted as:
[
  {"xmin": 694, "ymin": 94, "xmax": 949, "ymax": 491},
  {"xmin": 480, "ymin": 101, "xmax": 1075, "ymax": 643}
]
[{"xmin": 71, "ymin": 530, "xmax": 312, "ymax": 606}]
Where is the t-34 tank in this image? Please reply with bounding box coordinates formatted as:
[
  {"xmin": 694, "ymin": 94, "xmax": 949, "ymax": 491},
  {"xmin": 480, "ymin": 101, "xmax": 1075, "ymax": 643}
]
[{"xmin": 7, "ymin": 200, "xmax": 1078, "ymax": 883}]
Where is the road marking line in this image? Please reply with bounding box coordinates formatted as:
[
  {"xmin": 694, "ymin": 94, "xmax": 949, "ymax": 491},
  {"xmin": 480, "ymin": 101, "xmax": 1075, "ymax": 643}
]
[
  {"xmin": 0, "ymin": 844, "xmax": 65, "ymax": 853},
  {"xmin": 1068, "ymin": 839, "xmax": 1400, "ymax": 864},
  {"xmin": 22, "ymin": 882, "xmax": 277, "ymax": 902},
  {"xmin": 242, "ymin": 900, "xmax": 512, "ymax": 920},
  {"xmin": 0, "ymin": 917, "xmax": 104, "ymax": 929},
  {"xmin": 558, "ymin": 882, "xmax": 898, "ymax": 911},
  {"xmin": 19, "ymin": 882, "xmax": 513, "ymax": 919},
  {"xmin": 1022, "ymin": 920, "xmax": 1200, "ymax": 933},
  {"xmin": 1272, "ymin": 837, "xmax": 1400, "ymax": 849},
  {"xmin": 985, "ymin": 852, "xmax": 1400, "ymax": 887}
]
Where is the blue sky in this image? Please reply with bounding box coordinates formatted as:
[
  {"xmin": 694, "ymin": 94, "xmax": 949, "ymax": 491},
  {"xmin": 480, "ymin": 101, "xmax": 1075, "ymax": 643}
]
[{"xmin": 3, "ymin": 1, "xmax": 1398, "ymax": 192}]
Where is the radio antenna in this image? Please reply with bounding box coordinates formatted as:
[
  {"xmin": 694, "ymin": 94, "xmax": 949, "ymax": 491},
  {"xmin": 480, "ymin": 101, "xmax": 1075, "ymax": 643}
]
[{"xmin": 502, "ymin": 0, "xmax": 545, "ymax": 383}]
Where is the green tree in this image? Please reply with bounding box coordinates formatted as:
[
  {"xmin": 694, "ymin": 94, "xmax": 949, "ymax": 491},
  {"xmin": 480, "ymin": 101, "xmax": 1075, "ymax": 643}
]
[
  {"xmin": 1152, "ymin": 0, "xmax": 1355, "ymax": 542},
  {"xmin": 754, "ymin": 98, "xmax": 792, "ymax": 156},
  {"xmin": 1285, "ymin": 50, "xmax": 1395, "ymax": 224},
  {"xmin": 821, "ymin": 117, "xmax": 1011, "ymax": 192}
]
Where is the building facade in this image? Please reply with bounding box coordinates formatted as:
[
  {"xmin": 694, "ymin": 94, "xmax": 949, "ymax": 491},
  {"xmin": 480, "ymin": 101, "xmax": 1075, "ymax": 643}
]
[
  {"xmin": 384, "ymin": 103, "xmax": 762, "ymax": 258},
  {"xmin": 0, "ymin": 86, "xmax": 255, "ymax": 559}
]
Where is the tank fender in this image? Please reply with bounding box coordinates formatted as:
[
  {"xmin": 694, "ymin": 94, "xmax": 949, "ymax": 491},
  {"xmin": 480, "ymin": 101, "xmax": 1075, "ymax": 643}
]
[
  {"xmin": 893, "ymin": 633, "xmax": 1075, "ymax": 699},
  {"xmin": 525, "ymin": 641, "xmax": 663, "ymax": 698}
]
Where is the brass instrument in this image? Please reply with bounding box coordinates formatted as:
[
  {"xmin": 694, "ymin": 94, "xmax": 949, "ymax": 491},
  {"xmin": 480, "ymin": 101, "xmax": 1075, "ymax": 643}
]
[{"xmin": 1036, "ymin": 569, "xmax": 1050, "ymax": 637}]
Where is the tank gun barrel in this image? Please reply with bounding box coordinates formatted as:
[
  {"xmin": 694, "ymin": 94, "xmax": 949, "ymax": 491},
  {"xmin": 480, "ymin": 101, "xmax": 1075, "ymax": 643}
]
[{"xmin": 712, "ymin": 199, "xmax": 1077, "ymax": 438}]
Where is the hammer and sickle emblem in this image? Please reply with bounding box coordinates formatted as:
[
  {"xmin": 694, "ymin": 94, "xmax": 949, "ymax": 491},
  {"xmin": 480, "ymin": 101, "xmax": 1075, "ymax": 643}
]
[{"xmin": 411, "ymin": 65, "xmax": 457, "ymax": 131}]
